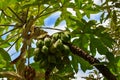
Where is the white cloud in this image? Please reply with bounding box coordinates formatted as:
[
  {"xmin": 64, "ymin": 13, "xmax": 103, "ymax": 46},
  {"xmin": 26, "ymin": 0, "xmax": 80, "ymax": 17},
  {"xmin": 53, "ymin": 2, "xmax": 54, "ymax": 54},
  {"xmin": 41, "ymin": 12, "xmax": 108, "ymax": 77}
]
[{"xmin": 93, "ymin": 0, "xmax": 106, "ymax": 5}]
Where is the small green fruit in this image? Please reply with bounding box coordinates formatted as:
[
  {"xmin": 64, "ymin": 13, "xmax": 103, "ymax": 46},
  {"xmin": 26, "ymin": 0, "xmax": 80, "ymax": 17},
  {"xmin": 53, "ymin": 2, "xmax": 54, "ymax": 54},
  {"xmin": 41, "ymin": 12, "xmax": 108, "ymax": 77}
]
[
  {"xmin": 54, "ymin": 39, "xmax": 63, "ymax": 49},
  {"xmin": 50, "ymin": 44, "xmax": 58, "ymax": 54},
  {"xmin": 33, "ymin": 48, "xmax": 40, "ymax": 62},
  {"xmin": 48, "ymin": 55, "xmax": 56, "ymax": 63},
  {"xmin": 41, "ymin": 45, "xmax": 49, "ymax": 54},
  {"xmin": 61, "ymin": 31, "xmax": 71, "ymax": 42},
  {"xmin": 52, "ymin": 33, "xmax": 60, "ymax": 40},
  {"xmin": 63, "ymin": 45, "xmax": 70, "ymax": 56},
  {"xmin": 36, "ymin": 40, "xmax": 44, "ymax": 48},
  {"xmin": 44, "ymin": 37, "xmax": 51, "ymax": 47},
  {"xmin": 33, "ymin": 48, "xmax": 40, "ymax": 55}
]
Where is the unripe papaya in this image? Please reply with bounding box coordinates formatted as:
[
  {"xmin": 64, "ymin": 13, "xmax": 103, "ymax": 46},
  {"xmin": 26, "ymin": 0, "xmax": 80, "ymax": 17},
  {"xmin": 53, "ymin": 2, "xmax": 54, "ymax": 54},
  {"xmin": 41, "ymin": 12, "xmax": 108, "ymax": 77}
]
[
  {"xmin": 48, "ymin": 55, "xmax": 56, "ymax": 63},
  {"xmin": 61, "ymin": 31, "xmax": 71, "ymax": 42},
  {"xmin": 36, "ymin": 40, "xmax": 44, "ymax": 48},
  {"xmin": 41, "ymin": 45, "xmax": 49, "ymax": 54},
  {"xmin": 44, "ymin": 37, "xmax": 51, "ymax": 47},
  {"xmin": 33, "ymin": 48, "xmax": 40, "ymax": 55},
  {"xmin": 52, "ymin": 33, "xmax": 60, "ymax": 41},
  {"xmin": 63, "ymin": 44, "xmax": 70, "ymax": 56},
  {"xmin": 50, "ymin": 44, "xmax": 58, "ymax": 54},
  {"xmin": 54, "ymin": 39, "xmax": 63, "ymax": 49},
  {"xmin": 33, "ymin": 48, "xmax": 40, "ymax": 62}
]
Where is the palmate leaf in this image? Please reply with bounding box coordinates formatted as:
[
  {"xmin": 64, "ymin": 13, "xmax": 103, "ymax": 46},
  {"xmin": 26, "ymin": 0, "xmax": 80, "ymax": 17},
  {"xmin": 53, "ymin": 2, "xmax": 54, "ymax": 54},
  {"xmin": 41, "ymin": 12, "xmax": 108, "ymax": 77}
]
[
  {"xmin": 0, "ymin": 55, "xmax": 6, "ymax": 68},
  {"xmin": 0, "ymin": 48, "xmax": 14, "ymax": 71},
  {"xmin": 70, "ymin": 55, "xmax": 79, "ymax": 73},
  {"xmin": 0, "ymin": 0, "xmax": 18, "ymax": 10},
  {"xmin": 0, "ymin": 48, "xmax": 11, "ymax": 61},
  {"xmin": 54, "ymin": 17, "xmax": 63, "ymax": 27},
  {"xmin": 0, "ymin": 38, "xmax": 11, "ymax": 48},
  {"xmin": 90, "ymin": 35, "xmax": 96, "ymax": 56},
  {"xmin": 93, "ymin": 26, "xmax": 114, "ymax": 49},
  {"xmin": 91, "ymin": 37, "xmax": 109, "ymax": 55},
  {"xmin": 75, "ymin": 0, "xmax": 83, "ymax": 8},
  {"xmin": 77, "ymin": 55, "xmax": 93, "ymax": 72}
]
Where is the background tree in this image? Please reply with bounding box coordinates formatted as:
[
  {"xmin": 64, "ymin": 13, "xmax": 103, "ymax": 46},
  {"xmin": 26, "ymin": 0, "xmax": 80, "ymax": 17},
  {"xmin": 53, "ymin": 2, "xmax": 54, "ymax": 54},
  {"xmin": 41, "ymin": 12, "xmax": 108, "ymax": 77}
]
[{"xmin": 0, "ymin": 0, "xmax": 120, "ymax": 80}]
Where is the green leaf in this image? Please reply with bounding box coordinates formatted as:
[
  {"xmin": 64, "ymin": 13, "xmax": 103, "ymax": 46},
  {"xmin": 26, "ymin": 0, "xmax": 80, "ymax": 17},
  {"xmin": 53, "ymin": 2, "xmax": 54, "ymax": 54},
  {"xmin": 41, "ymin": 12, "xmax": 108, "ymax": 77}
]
[
  {"xmin": 75, "ymin": 9, "xmax": 82, "ymax": 19},
  {"xmin": 117, "ymin": 59, "xmax": 120, "ymax": 67},
  {"xmin": 100, "ymin": 37, "xmax": 113, "ymax": 49},
  {"xmin": 54, "ymin": 17, "xmax": 63, "ymax": 27},
  {"xmin": 0, "ymin": 49, "xmax": 14, "ymax": 71},
  {"xmin": 90, "ymin": 35, "xmax": 96, "ymax": 56},
  {"xmin": 71, "ymin": 55, "xmax": 78, "ymax": 73},
  {"xmin": 105, "ymin": 52, "xmax": 115, "ymax": 63},
  {"xmin": 112, "ymin": 10, "xmax": 117, "ymax": 24},
  {"xmin": 0, "ymin": 55, "xmax": 6, "ymax": 68},
  {"xmin": 26, "ymin": 48, "xmax": 35, "ymax": 58},
  {"xmin": 30, "ymin": 62, "xmax": 41, "ymax": 71},
  {"xmin": 61, "ymin": 0, "xmax": 65, "ymax": 4},
  {"xmin": 0, "ymin": 38, "xmax": 11, "ymax": 48},
  {"xmin": 77, "ymin": 56, "xmax": 92, "ymax": 72},
  {"xmin": 0, "ymin": 48, "xmax": 11, "ymax": 61},
  {"xmin": 15, "ymin": 38, "xmax": 22, "ymax": 52},
  {"xmin": 93, "ymin": 38, "xmax": 109, "ymax": 54},
  {"xmin": 0, "ymin": 0, "xmax": 17, "ymax": 9},
  {"xmin": 75, "ymin": 0, "xmax": 83, "ymax": 8}
]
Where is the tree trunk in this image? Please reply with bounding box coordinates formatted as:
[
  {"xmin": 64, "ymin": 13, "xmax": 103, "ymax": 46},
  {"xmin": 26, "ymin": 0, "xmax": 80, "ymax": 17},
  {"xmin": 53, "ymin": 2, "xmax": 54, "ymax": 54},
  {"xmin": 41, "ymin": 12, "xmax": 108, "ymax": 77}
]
[{"xmin": 65, "ymin": 43, "xmax": 116, "ymax": 80}]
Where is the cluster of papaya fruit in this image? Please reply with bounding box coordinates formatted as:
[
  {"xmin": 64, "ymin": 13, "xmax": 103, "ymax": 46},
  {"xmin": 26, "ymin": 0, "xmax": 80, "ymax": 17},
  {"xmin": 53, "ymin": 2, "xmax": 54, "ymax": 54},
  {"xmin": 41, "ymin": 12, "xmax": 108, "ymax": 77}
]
[{"xmin": 33, "ymin": 31, "xmax": 71, "ymax": 70}]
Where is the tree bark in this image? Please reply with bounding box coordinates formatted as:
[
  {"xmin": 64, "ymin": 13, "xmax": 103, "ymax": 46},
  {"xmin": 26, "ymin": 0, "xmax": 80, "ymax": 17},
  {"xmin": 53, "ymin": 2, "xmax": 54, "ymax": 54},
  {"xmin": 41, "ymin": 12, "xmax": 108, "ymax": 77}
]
[{"xmin": 65, "ymin": 43, "xmax": 116, "ymax": 80}]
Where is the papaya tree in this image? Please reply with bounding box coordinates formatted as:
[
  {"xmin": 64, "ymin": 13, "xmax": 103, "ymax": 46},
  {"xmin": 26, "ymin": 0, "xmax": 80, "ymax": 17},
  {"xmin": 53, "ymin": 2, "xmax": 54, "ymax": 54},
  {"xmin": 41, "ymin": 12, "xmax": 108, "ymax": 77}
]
[{"xmin": 0, "ymin": 0, "xmax": 120, "ymax": 80}]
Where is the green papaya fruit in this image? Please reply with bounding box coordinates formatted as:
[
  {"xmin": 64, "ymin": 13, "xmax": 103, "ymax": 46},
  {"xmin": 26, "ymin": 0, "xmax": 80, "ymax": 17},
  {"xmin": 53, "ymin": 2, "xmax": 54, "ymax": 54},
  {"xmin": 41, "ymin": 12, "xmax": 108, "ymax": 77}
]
[
  {"xmin": 36, "ymin": 40, "xmax": 44, "ymax": 48},
  {"xmin": 63, "ymin": 45, "xmax": 70, "ymax": 56},
  {"xmin": 54, "ymin": 39, "xmax": 63, "ymax": 49},
  {"xmin": 61, "ymin": 31, "xmax": 71, "ymax": 42},
  {"xmin": 50, "ymin": 44, "xmax": 58, "ymax": 54},
  {"xmin": 44, "ymin": 37, "xmax": 51, "ymax": 47},
  {"xmin": 33, "ymin": 48, "xmax": 41, "ymax": 62},
  {"xmin": 41, "ymin": 45, "xmax": 49, "ymax": 54},
  {"xmin": 33, "ymin": 48, "xmax": 40, "ymax": 55},
  {"xmin": 48, "ymin": 55, "xmax": 56, "ymax": 63},
  {"xmin": 52, "ymin": 33, "xmax": 60, "ymax": 41}
]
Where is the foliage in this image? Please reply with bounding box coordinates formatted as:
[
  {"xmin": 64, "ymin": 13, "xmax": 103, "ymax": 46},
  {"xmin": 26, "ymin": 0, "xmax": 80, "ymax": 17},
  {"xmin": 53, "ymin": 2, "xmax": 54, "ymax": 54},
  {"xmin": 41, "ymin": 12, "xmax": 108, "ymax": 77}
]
[{"xmin": 0, "ymin": 0, "xmax": 120, "ymax": 80}]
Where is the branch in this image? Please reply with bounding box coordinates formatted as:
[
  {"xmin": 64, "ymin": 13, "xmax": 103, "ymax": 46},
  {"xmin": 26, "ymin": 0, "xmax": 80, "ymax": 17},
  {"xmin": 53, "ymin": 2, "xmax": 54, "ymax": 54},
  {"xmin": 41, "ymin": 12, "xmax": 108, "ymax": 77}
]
[
  {"xmin": 0, "ymin": 24, "xmax": 15, "ymax": 27},
  {"xmin": 0, "ymin": 27, "xmax": 18, "ymax": 37},
  {"xmin": 39, "ymin": 26, "xmax": 64, "ymax": 31},
  {"xmin": 35, "ymin": 6, "xmax": 62, "ymax": 20},
  {"xmin": 25, "ymin": 8, "xmax": 29, "ymax": 23},
  {"xmin": 35, "ymin": 5, "xmax": 51, "ymax": 20},
  {"xmin": 65, "ymin": 43, "xmax": 116, "ymax": 80},
  {"xmin": 7, "ymin": 36, "xmax": 21, "ymax": 52},
  {"xmin": 8, "ymin": 7, "xmax": 23, "ymax": 23},
  {"xmin": 0, "ymin": 33, "xmax": 20, "ymax": 46},
  {"xmin": 39, "ymin": 8, "xmax": 60, "ymax": 18},
  {"xmin": 1, "ymin": 9, "xmax": 13, "ymax": 19}
]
